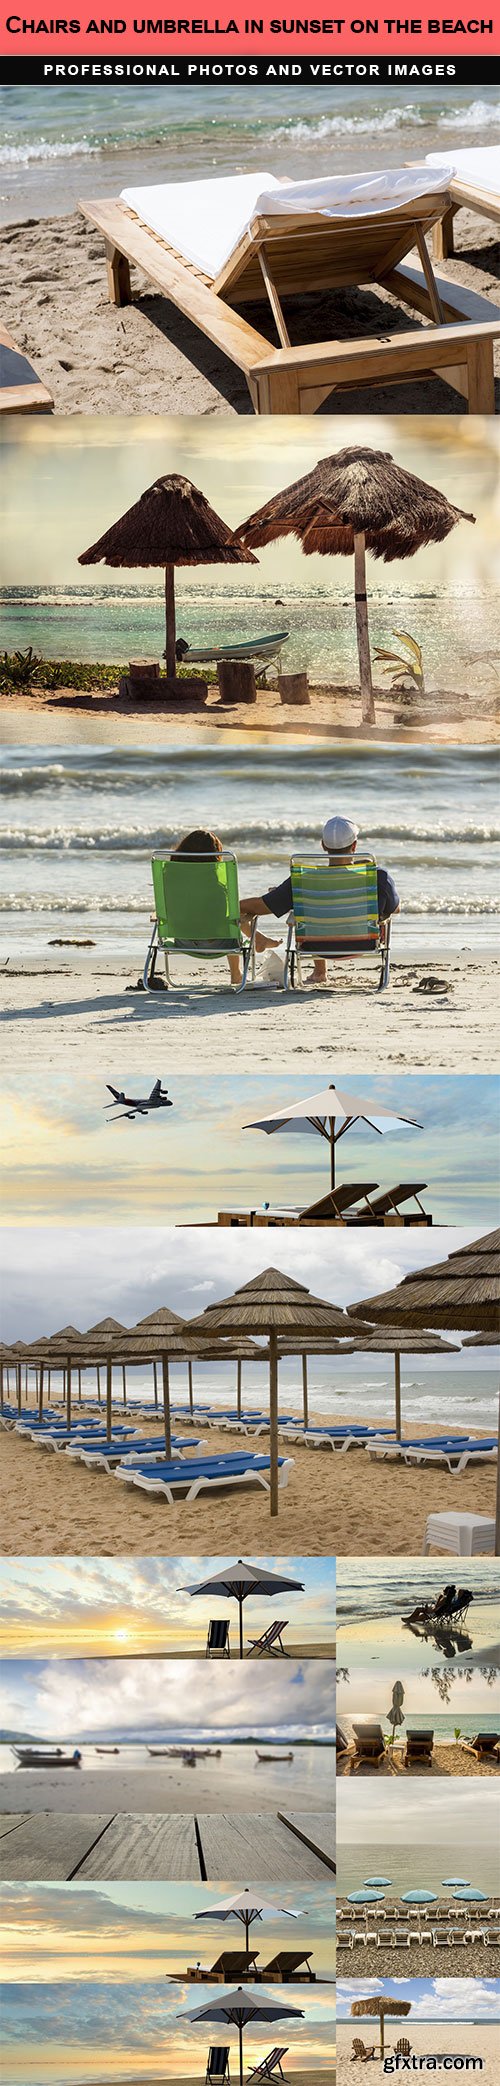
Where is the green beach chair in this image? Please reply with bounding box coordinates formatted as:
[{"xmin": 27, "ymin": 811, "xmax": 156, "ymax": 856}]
[
  {"xmin": 283, "ymin": 852, "xmax": 391, "ymax": 992},
  {"xmin": 143, "ymin": 849, "xmax": 257, "ymax": 993}
]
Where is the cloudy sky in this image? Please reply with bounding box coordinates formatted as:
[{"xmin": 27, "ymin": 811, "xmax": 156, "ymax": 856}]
[
  {"xmin": 0, "ymin": 1556, "xmax": 335, "ymax": 1660},
  {"xmin": 1, "ymin": 416, "xmax": 498, "ymax": 600},
  {"xmin": 0, "ymin": 1222, "xmax": 487, "ymax": 1349},
  {"xmin": 0, "ymin": 1654, "xmax": 334, "ymax": 1744},
  {"xmin": 336, "ymin": 1977, "xmax": 500, "ymax": 2021},
  {"xmin": 0, "ymin": 1877, "xmax": 335, "ymax": 1982},
  {"xmin": 0, "ymin": 1975, "xmax": 335, "ymax": 2083},
  {"xmin": 1, "ymin": 1072, "xmax": 497, "ymax": 1231},
  {"xmin": 337, "ymin": 1779, "xmax": 500, "ymax": 1896}
]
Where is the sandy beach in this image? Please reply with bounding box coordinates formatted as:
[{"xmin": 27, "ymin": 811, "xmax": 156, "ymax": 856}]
[
  {"xmin": 337, "ymin": 2024, "xmax": 497, "ymax": 2083},
  {"xmin": 336, "ymin": 1741, "xmax": 499, "ymax": 1778},
  {"xmin": 0, "ymin": 1747, "xmax": 335, "ymax": 1814},
  {"xmin": 0, "ymin": 1415, "xmax": 496, "ymax": 1558},
  {"xmin": 1, "ymin": 207, "xmax": 499, "ymax": 418},
  {"xmin": 1, "ymin": 951, "xmax": 497, "ymax": 1076},
  {"xmin": 1, "ymin": 684, "xmax": 498, "ymax": 749}
]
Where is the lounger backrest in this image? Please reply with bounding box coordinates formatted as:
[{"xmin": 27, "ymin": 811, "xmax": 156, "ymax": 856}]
[
  {"xmin": 207, "ymin": 1619, "xmax": 229, "ymax": 1648},
  {"xmin": 152, "ymin": 850, "xmax": 242, "ymax": 952},
  {"xmin": 366, "ymin": 1182, "xmax": 428, "ymax": 1215},
  {"xmin": 207, "ymin": 2047, "xmax": 230, "ymax": 2082},
  {"xmin": 290, "ymin": 854, "xmax": 380, "ymax": 953},
  {"xmin": 216, "ymin": 185, "xmax": 450, "ymax": 300}
]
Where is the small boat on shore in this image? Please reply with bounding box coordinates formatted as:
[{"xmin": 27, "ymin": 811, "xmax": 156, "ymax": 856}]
[
  {"xmin": 96, "ymin": 1746, "xmax": 120, "ymax": 1754},
  {"xmin": 14, "ymin": 1746, "xmax": 82, "ymax": 1768},
  {"xmin": 255, "ymin": 1750, "xmax": 294, "ymax": 1762}
]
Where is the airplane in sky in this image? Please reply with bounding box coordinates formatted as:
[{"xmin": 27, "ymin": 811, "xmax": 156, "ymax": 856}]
[{"xmin": 105, "ymin": 1080, "xmax": 173, "ymax": 1122}]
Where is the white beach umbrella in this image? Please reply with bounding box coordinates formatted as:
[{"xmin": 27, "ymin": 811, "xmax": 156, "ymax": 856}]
[
  {"xmin": 179, "ymin": 1558, "xmax": 305, "ymax": 1659},
  {"xmin": 182, "ymin": 1984, "xmax": 304, "ymax": 2086},
  {"xmin": 195, "ymin": 1886, "xmax": 301, "ymax": 1959},
  {"xmin": 243, "ymin": 1081, "xmax": 420, "ymax": 1190}
]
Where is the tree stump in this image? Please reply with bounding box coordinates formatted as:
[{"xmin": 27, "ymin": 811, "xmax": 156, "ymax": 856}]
[
  {"xmin": 277, "ymin": 672, "xmax": 310, "ymax": 706},
  {"xmin": 128, "ymin": 659, "xmax": 160, "ymax": 680},
  {"xmin": 217, "ymin": 658, "xmax": 257, "ymax": 705}
]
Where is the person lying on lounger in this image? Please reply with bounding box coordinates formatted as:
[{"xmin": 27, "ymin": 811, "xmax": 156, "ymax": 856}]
[
  {"xmin": 239, "ymin": 812, "xmax": 400, "ymax": 982},
  {"xmin": 172, "ymin": 828, "xmax": 279, "ymax": 985}
]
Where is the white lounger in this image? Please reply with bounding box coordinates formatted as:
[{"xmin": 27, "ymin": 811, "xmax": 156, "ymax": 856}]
[
  {"xmin": 80, "ymin": 162, "xmax": 500, "ymax": 414},
  {"xmin": 115, "ymin": 1454, "xmax": 294, "ymax": 1503},
  {"xmin": 425, "ymin": 146, "xmax": 500, "ymax": 259}
]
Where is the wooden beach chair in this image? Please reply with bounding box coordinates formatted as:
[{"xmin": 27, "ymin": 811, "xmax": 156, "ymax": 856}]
[
  {"xmin": 247, "ymin": 2049, "xmax": 289, "ymax": 2085},
  {"xmin": 424, "ymin": 146, "xmax": 500, "ymax": 260},
  {"xmin": 143, "ymin": 849, "xmax": 257, "ymax": 993},
  {"xmin": 403, "ymin": 1728, "xmax": 435, "ymax": 1767},
  {"xmin": 460, "ymin": 1731, "xmax": 500, "ymax": 1761},
  {"xmin": 258, "ymin": 1949, "xmax": 315, "ymax": 1981},
  {"xmin": 355, "ymin": 1182, "xmax": 432, "ymax": 1226},
  {"xmin": 396, "ymin": 2040, "xmax": 412, "ymax": 2058},
  {"xmin": 207, "ymin": 1950, "xmax": 260, "ymax": 1980},
  {"xmin": 283, "ymin": 854, "xmax": 391, "ymax": 992},
  {"xmin": 79, "ymin": 165, "xmax": 500, "ymax": 414},
  {"xmin": 351, "ymin": 2039, "xmax": 376, "ymax": 2061},
  {"xmin": 349, "ymin": 1720, "xmax": 390, "ymax": 1772},
  {"xmin": 206, "ymin": 1619, "xmax": 231, "ymax": 1659},
  {"xmin": 246, "ymin": 1619, "xmax": 289, "ymax": 1658},
  {"xmin": 0, "ymin": 321, "xmax": 53, "ymax": 414},
  {"xmin": 206, "ymin": 2048, "xmax": 231, "ymax": 2085}
]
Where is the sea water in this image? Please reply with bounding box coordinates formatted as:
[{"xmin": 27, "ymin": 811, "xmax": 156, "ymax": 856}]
[
  {"xmin": 0, "ymin": 83, "xmax": 499, "ymax": 222},
  {"xmin": 0, "ymin": 745, "xmax": 498, "ymax": 959}
]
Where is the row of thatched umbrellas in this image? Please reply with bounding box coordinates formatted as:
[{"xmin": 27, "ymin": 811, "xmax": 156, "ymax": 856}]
[
  {"xmin": 1, "ymin": 1232, "xmax": 498, "ymax": 1534},
  {"xmin": 79, "ymin": 447, "xmax": 474, "ymax": 722}
]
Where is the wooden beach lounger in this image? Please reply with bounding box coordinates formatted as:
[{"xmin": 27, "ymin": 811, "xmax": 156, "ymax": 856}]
[
  {"xmin": 425, "ymin": 146, "xmax": 500, "ymax": 261},
  {"xmin": 259, "ymin": 1950, "xmax": 315, "ymax": 1981},
  {"xmin": 460, "ymin": 1732, "xmax": 500, "ymax": 1761},
  {"xmin": 0, "ymin": 321, "xmax": 53, "ymax": 414},
  {"xmin": 80, "ymin": 166, "xmax": 500, "ymax": 415},
  {"xmin": 403, "ymin": 1728, "xmax": 435, "ymax": 1767},
  {"xmin": 355, "ymin": 1182, "xmax": 432, "ymax": 1225}
]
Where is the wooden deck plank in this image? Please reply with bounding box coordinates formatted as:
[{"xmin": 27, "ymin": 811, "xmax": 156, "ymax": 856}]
[
  {"xmin": 77, "ymin": 1813, "xmax": 200, "ymax": 1880},
  {"xmin": 0, "ymin": 1814, "xmax": 110, "ymax": 1880},
  {"xmin": 197, "ymin": 1813, "xmax": 333, "ymax": 1882},
  {"xmin": 278, "ymin": 1813, "xmax": 336, "ymax": 1874},
  {"xmin": 0, "ymin": 1814, "xmax": 29, "ymax": 1839}
]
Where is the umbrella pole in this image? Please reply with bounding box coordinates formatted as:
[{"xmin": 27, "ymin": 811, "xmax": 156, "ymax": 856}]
[
  {"xmin": 188, "ymin": 1359, "xmax": 194, "ymax": 1415},
  {"xmin": 17, "ymin": 1361, "xmax": 21, "ymax": 1417},
  {"xmin": 97, "ymin": 1364, "xmax": 102, "ymax": 1408},
  {"xmin": 38, "ymin": 1361, "xmax": 44, "ymax": 1424},
  {"xmin": 239, "ymin": 1596, "xmax": 244, "ymax": 1661},
  {"xmin": 302, "ymin": 1354, "xmax": 309, "ymax": 1430},
  {"xmin": 106, "ymin": 1356, "xmax": 112, "ymax": 1442},
  {"xmin": 353, "ymin": 531, "xmax": 375, "ymax": 725},
  {"xmin": 162, "ymin": 1353, "xmax": 172, "ymax": 1460},
  {"xmin": 330, "ymin": 1123, "xmax": 336, "ymax": 1192},
  {"xmin": 269, "ymin": 1327, "xmax": 279, "ymax": 1519},
  {"xmin": 67, "ymin": 1357, "xmax": 72, "ymax": 1433},
  {"xmin": 238, "ymin": 2020, "xmax": 244, "ymax": 2086},
  {"xmin": 237, "ymin": 1359, "xmax": 242, "ymax": 1421},
  {"xmin": 153, "ymin": 1360, "xmax": 158, "ymax": 1411},
  {"xmin": 394, "ymin": 1353, "xmax": 402, "ymax": 1438},
  {"xmin": 495, "ymin": 1384, "xmax": 500, "ymax": 1555},
  {"xmin": 165, "ymin": 563, "xmax": 176, "ymax": 681}
]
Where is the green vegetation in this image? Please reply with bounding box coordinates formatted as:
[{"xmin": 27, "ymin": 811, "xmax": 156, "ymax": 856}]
[
  {"xmin": 374, "ymin": 630, "xmax": 425, "ymax": 693},
  {"xmin": 0, "ymin": 650, "xmax": 217, "ymax": 693}
]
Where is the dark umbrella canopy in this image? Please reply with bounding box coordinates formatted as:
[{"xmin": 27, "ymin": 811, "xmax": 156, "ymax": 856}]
[
  {"xmin": 180, "ymin": 1557, "xmax": 305, "ymax": 1658},
  {"xmin": 237, "ymin": 446, "xmax": 474, "ymax": 722},
  {"xmin": 183, "ymin": 1984, "xmax": 304, "ymax": 2086},
  {"xmin": 79, "ymin": 473, "xmax": 256, "ymax": 681}
]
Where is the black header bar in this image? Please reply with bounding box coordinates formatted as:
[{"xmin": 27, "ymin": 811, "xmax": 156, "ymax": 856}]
[{"xmin": 1, "ymin": 55, "xmax": 499, "ymax": 82}]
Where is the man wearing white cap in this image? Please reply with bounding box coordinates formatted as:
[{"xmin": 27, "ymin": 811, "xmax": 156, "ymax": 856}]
[{"xmin": 240, "ymin": 813, "xmax": 399, "ymax": 982}]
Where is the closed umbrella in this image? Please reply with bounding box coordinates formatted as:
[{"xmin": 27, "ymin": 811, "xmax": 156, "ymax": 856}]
[
  {"xmin": 180, "ymin": 1558, "xmax": 305, "ymax": 1660},
  {"xmin": 79, "ymin": 474, "xmax": 256, "ymax": 684},
  {"xmin": 243, "ymin": 1081, "xmax": 420, "ymax": 1194},
  {"xmin": 237, "ymin": 444, "xmax": 474, "ymax": 723},
  {"xmin": 182, "ymin": 1984, "xmax": 304, "ymax": 2086},
  {"xmin": 387, "ymin": 1680, "xmax": 405, "ymax": 1750},
  {"xmin": 194, "ymin": 1888, "xmax": 301, "ymax": 1964}
]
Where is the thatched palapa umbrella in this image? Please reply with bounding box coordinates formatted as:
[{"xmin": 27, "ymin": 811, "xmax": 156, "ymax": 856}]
[
  {"xmin": 237, "ymin": 446, "xmax": 474, "ymax": 723},
  {"xmin": 79, "ymin": 474, "xmax": 256, "ymax": 683},
  {"xmin": 190, "ymin": 1266, "xmax": 352, "ymax": 1516},
  {"xmin": 351, "ymin": 1995, "xmax": 411, "ymax": 2059}
]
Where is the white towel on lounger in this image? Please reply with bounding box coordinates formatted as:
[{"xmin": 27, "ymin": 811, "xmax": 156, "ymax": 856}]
[
  {"xmin": 426, "ymin": 145, "xmax": 500, "ymax": 199},
  {"xmin": 120, "ymin": 163, "xmax": 453, "ymax": 281}
]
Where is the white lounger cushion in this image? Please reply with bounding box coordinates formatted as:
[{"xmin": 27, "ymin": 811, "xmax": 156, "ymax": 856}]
[
  {"xmin": 426, "ymin": 146, "xmax": 500, "ymax": 198},
  {"xmin": 120, "ymin": 164, "xmax": 453, "ymax": 281}
]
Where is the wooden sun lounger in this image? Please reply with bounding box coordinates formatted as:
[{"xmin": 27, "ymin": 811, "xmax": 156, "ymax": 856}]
[
  {"xmin": 79, "ymin": 193, "xmax": 500, "ymax": 415},
  {"xmin": 0, "ymin": 321, "xmax": 53, "ymax": 414},
  {"xmin": 433, "ymin": 176, "xmax": 500, "ymax": 261},
  {"xmin": 356, "ymin": 1181, "xmax": 432, "ymax": 1226}
]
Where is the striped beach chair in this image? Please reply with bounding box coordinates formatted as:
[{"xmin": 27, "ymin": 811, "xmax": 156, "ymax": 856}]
[{"xmin": 283, "ymin": 853, "xmax": 391, "ymax": 991}]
